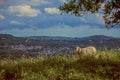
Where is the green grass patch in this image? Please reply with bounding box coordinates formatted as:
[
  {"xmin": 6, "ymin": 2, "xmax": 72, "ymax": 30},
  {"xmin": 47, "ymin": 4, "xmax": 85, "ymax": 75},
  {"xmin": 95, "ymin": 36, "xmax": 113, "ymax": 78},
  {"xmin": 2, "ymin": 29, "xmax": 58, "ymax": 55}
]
[{"xmin": 0, "ymin": 50, "xmax": 120, "ymax": 80}]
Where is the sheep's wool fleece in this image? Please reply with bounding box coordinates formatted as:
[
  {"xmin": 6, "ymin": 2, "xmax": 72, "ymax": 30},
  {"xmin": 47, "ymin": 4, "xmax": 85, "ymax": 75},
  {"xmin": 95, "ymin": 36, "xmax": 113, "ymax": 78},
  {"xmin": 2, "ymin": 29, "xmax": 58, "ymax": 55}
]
[{"xmin": 79, "ymin": 46, "xmax": 96, "ymax": 56}]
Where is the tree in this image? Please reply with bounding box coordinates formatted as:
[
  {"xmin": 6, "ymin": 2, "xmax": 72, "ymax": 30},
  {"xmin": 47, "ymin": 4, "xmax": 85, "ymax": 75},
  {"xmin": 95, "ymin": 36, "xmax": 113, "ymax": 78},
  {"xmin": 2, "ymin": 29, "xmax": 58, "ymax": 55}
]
[{"xmin": 59, "ymin": 0, "xmax": 120, "ymax": 28}]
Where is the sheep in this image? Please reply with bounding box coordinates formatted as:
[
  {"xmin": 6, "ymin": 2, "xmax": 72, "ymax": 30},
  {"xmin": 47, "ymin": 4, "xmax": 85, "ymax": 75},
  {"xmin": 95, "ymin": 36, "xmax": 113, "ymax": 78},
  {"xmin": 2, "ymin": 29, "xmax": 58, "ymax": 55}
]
[{"xmin": 76, "ymin": 46, "xmax": 96, "ymax": 57}]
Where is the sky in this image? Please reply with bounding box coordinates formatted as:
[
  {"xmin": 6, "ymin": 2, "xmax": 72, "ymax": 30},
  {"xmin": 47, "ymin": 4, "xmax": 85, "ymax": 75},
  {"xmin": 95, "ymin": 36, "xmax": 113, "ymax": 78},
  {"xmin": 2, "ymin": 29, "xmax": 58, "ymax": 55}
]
[{"xmin": 0, "ymin": 0, "xmax": 120, "ymax": 38}]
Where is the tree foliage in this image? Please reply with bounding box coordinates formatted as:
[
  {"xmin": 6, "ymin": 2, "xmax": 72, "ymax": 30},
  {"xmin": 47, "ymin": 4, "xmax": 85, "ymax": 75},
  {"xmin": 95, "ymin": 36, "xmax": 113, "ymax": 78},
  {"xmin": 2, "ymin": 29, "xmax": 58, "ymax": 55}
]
[{"xmin": 59, "ymin": 0, "xmax": 120, "ymax": 28}]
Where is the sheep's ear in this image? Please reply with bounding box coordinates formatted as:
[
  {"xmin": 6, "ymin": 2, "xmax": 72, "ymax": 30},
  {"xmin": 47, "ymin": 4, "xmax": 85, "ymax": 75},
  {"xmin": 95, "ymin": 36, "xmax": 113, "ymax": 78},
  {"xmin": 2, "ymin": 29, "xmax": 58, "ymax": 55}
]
[{"xmin": 76, "ymin": 47, "xmax": 78, "ymax": 51}]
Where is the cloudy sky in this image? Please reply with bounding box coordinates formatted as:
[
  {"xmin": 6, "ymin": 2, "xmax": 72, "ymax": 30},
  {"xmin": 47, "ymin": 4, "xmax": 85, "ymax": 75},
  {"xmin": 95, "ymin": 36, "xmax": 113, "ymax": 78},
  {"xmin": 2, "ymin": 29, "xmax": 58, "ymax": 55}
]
[{"xmin": 0, "ymin": 0, "xmax": 120, "ymax": 38}]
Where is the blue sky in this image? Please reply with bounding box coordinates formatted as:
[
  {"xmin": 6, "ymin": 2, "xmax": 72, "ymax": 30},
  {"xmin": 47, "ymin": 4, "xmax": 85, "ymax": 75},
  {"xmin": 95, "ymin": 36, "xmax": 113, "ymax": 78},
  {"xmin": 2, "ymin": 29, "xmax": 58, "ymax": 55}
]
[{"xmin": 0, "ymin": 0, "xmax": 120, "ymax": 38}]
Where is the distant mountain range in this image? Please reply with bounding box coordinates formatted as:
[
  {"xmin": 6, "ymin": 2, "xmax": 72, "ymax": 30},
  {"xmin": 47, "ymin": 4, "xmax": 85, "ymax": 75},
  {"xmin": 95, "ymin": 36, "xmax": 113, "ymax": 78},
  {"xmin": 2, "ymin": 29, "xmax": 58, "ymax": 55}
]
[
  {"xmin": 0, "ymin": 34, "xmax": 120, "ymax": 50},
  {"xmin": 25, "ymin": 35, "xmax": 119, "ymax": 41},
  {"xmin": 79, "ymin": 35, "xmax": 119, "ymax": 40},
  {"xmin": 0, "ymin": 34, "xmax": 119, "ymax": 40}
]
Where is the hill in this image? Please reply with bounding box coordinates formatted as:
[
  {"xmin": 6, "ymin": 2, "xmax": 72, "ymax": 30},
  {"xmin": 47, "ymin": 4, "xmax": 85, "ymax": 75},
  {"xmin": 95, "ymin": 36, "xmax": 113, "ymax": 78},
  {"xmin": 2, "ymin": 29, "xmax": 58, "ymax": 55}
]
[
  {"xmin": 0, "ymin": 34, "xmax": 120, "ymax": 51},
  {"xmin": 24, "ymin": 35, "xmax": 118, "ymax": 41},
  {"xmin": 80, "ymin": 35, "xmax": 117, "ymax": 40}
]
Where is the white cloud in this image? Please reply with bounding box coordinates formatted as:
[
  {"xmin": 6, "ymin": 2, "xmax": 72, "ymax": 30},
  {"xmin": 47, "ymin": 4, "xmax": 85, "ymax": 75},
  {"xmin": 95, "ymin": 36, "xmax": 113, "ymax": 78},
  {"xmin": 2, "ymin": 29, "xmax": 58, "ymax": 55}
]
[
  {"xmin": 8, "ymin": 5, "xmax": 41, "ymax": 17},
  {"xmin": 29, "ymin": 0, "xmax": 50, "ymax": 6},
  {"xmin": 95, "ymin": 13, "xmax": 104, "ymax": 24},
  {"xmin": 10, "ymin": 20, "xmax": 23, "ymax": 25},
  {"xmin": 79, "ymin": 13, "xmax": 104, "ymax": 25},
  {"xmin": 0, "ymin": 0, "xmax": 50, "ymax": 7},
  {"xmin": 101, "ymin": 3, "xmax": 105, "ymax": 9},
  {"xmin": 45, "ymin": 7, "xmax": 60, "ymax": 14},
  {"xmin": 0, "ymin": 14, "xmax": 5, "ymax": 20},
  {"xmin": 61, "ymin": 0, "xmax": 68, "ymax": 3}
]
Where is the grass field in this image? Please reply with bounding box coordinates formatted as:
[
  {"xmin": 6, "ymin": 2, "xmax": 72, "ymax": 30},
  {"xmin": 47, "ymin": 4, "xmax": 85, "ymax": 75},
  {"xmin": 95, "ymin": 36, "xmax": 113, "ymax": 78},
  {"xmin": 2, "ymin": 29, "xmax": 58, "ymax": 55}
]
[{"xmin": 0, "ymin": 50, "xmax": 120, "ymax": 80}]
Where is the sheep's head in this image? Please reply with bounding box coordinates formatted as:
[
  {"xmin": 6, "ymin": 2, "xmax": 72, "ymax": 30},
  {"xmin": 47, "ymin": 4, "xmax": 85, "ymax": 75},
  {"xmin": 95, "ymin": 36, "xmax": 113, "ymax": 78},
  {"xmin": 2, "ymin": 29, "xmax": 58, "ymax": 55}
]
[{"xmin": 76, "ymin": 47, "xmax": 81, "ymax": 54}]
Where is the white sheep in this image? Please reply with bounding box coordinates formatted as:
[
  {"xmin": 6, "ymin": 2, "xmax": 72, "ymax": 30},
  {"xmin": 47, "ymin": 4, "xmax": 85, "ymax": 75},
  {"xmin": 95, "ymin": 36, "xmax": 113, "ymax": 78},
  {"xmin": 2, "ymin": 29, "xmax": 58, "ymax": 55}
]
[{"xmin": 76, "ymin": 46, "xmax": 96, "ymax": 57}]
